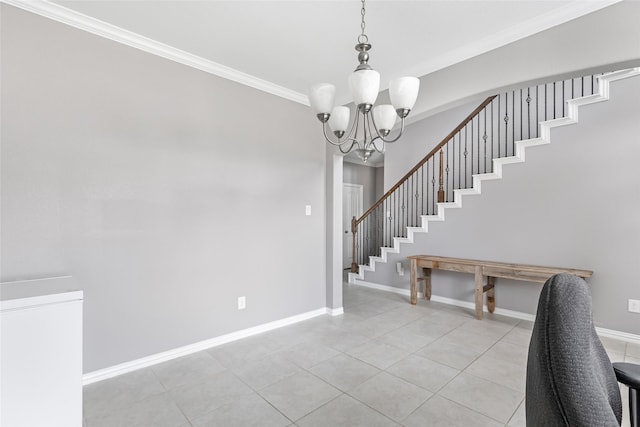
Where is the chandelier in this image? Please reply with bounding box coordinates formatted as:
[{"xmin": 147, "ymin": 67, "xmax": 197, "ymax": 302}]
[{"xmin": 308, "ymin": 0, "xmax": 420, "ymax": 163}]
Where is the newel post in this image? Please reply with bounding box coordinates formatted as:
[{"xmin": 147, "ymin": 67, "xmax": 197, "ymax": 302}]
[
  {"xmin": 351, "ymin": 216, "xmax": 358, "ymax": 273},
  {"xmin": 437, "ymin": 149, "xmax": 445, "ymax": 203}
]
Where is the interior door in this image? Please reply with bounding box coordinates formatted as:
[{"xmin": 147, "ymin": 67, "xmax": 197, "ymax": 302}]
[{"xmin": 343, "ymin": 183, "xmax": 364, "ymax": 270}]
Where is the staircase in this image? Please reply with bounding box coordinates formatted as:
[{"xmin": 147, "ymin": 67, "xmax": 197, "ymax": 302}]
[{"xmin": 348, "ymin": 68, "xmax": 640, "ymax": 286}]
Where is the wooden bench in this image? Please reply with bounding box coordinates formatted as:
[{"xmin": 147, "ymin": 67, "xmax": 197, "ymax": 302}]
[{"xmin": 408, "ymin": 255, "xmax": 593, "ymax": 320}]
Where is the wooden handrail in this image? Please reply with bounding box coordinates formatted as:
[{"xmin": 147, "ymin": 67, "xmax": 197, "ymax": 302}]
[{"xmin": 354, "ymin": 95, "xmax": 497, "ymax": 226}]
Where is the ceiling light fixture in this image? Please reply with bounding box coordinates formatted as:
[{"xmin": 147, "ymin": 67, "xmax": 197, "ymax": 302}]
[{"xmin": 308, "ymin": 0, "xmax": 420, "ymax": 163}]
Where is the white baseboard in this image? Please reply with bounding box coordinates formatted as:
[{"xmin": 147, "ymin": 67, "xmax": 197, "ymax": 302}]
[
  {"xmin": 352, "ymin": 280, "xmax": 640, "ymax": 345},
  {"xmin": 596, "ymin": 326, "xmax": 640, "ymax": 345},
  {"xmin": 352, "ymin": 280, "xmax": 419, "ymax": 297},
  {"xmin": 327, "ymin": 307, "xmax": 344, "ymax": 316},
  {"xmin": 83, "ymin": 307, "xmax": 328, "ymax": 385}
]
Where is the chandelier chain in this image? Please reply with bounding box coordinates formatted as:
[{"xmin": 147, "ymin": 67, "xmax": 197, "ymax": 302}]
[{"xmin": 358, "ymin": 0, "xmax": 368, "ymax": 44}]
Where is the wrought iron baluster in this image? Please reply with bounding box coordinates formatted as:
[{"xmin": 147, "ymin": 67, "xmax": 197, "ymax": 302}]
[
  {"xmin": 562, "ymin": 80, "xmax": 565, "ymax": 117},
  {"xmin": 402, "ymin": 183, "xmax": 406, "ymax": 234},
  {"xmin": 464, "ymin": 125, "xmax": 468, "ymax": 188},
  {"xmin": 491, "ymin": 100, "xmax": 494, "ymax": 167},
  {"xmin": 373, "ymin": 208, "xmax": 377, "ymax": 257},
  {"xmin": 359, "ymin": 220, "xmax": 364, "ymax": 265},
  {"xmin": 497, "ymin": 94, "xmax": 501, "ymax": 157},
  {"xmin": 471, "ymin": 117, "xmax": 474, "ymax": 177},
  {"xmin": 457, "ymin": 132, "xmax": 461, "ymax": 189},
  {"xmin": 477, "ymin": 114, "xmax": 481, "ymax": 174},
  {"xmin": 431, "ymin": 158, "xmax": 436, "ymax": 212},
  {"xmin": 553, "ymin": 81, "xmax": 557, "ymax": 119},
  {"xmin": 420, "ymin": 165, "xmax": 424, "ymax": 216},
  {"xmin": 445, "ymin": 140, "xmax": 450, "ymax": 201},
  {"xmin": 396, "ymin": 186, "xmax": 400, "ymax": 237},
  {"xmin": 385, "ymin": 198, "xmax": 389, "ymax": 247},
  {"xmin": 526, "ymin": 88, "xmax": 531, "ymax": 139},
  {"xmin": 483, "ymin": 108, "xmax": 488, "ymax": 173},
  {"xmin": 545, "ymin": 84, "xmax": 548, "ymax": 121},
  {"xmin": 363, "ymin": 217, "xmax": 367, "ymax": 264},
  {"xmin": 511, "ymin": 90, "xmax": 515, "ymax": 155},
  {"xmin": 375, "ymin": 207, "xmax": 379, "ymax": 257},
  {"xmin": 389, "ymin": 193, "xmax": 393, "ymax": 246},
  {"xmin": 438, "ymin": 152, "xmax": 442, "ymax": 203},
  {"xmin": 410, "ymin": 174, "xmax": 413, "ymax": 227},
  {"xmin": 414, "ymin": 174, "xmax": 422, "ymax": 226},
  {"xmin": 503, "ymin": 92, "xmax": 509, "ymax": 158},
  {"xmin": 352, "ymin": 219, "xmax": 358, "ymax": 269},
  {"xmin": 394, "ymin": 190, "xmax": 398, "ymax": 241},
  {"xmin": 425, "ymin": 162, "xmax": 429, "ymax": 215},
  {"xmin": 406, "ymin": 180, "xmax": 409, "ymax": 231},
  {"xmin": 519, "ymin": 89, "xmax": 523, "ymax": 142},
  {"xmin": 536, "ymin": 85, "xmax": 540, "ymax": 138}
]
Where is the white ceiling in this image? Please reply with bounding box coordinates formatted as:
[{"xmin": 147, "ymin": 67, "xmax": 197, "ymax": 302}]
[{"xmin": 48, "ymin": 0, "xmax": 619, "ymax": 107}]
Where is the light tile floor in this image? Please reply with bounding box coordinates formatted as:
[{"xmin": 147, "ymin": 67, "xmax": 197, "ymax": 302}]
[{"xmin": 84, "ymin": 283, "xmax": 638, "ymax": 427}]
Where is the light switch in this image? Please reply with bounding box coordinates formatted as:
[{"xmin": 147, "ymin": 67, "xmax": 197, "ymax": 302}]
[{"xmin": 305, "ymin": 205, "xmax": 312, "ymax": 216}]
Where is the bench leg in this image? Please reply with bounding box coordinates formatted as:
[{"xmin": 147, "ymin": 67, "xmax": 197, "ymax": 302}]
[
  {"xmin": 410, "ymin": 259, "xmax": 418, "ymax": 305},
  {"xmin": 423, "ymin": 268, "xmax": 432, "ymax": 300},
  {"xmin": 474, "ymin": 266, "xmax": 483, "ymax": 320},
  {"xmin": 487, "ymin": 276, "xmax": 495, "ymax": 313}
]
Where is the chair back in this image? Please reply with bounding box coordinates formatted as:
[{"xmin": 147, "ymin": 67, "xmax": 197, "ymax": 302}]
[{"xmin": 526, "ymin": 273, "xmax": 622, "ymax": 426}]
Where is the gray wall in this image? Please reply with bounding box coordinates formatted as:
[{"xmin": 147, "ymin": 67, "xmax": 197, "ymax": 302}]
[
  {"xmin": 375, "ymin": 167, "xmax": 384, "ymax": 201},
  {"xmin": 343, "ymin": 162, "xmax": 381, "ymax": 211},
  {"xmin": 1, "ymin": 5, "xmax": 326, "ymax": 372},
  {"xmin": 365, "ymin": 74, "xmax": 640, "ymax": 335}
]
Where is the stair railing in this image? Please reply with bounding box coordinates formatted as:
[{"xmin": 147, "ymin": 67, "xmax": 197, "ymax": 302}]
[{"xmin": 351, "ymin": 73, "xmax": 603, "ymax": 272}]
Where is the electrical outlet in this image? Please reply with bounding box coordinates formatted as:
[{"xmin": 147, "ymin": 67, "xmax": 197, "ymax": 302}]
[
  {"xmin": 628, "ymin": 299, "xmax": 640, "ymax": 313},
  {"xmin": 238, "ymin": 296, "xmax": 246, "ymax": 310},
  {"xmin": 396, "ymin": 262, "xmax": 405, "ymax": 276}
]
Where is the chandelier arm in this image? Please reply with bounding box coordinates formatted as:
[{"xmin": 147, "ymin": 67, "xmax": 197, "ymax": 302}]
[
  {"xmin": 338, "ymin": 140, "xmax": 360, "ymax": 154},
  {"xmin": 349, "ymin": 108, "xmax": 362, "ymax": 145},
  {"xmin": 364, "ymin": 112, "xmax": 374, "ymax": 148},
  {"xmin": 369, "ymin": 136, "xmax": 385, "ymax": 154}
]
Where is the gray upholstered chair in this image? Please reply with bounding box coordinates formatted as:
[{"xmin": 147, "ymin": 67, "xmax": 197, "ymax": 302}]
[{"xmin": 526, "ymin": 273, "xmax": 623, "ymax": 426}]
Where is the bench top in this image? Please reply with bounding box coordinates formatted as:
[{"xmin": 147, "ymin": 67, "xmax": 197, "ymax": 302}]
[{"xmin": 407, "ymin": 255, "xmax": 592, "ymax": 281}]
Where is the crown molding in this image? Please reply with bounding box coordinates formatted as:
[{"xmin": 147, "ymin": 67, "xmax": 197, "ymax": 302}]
[
  {"xmin": 1, "ymin": 0, "xmax": 310, "ymax": 106},
  {"xmin": 405, "ymin": 0, "xmax": 624, "ymax": 80}
]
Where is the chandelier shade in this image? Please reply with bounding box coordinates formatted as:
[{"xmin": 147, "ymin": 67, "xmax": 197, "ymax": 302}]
[
  {"xmin": 373, "ymin": 105, "xmax": 397, "ymax": 134},
  {"xmin": 308, "ymin": 83, "xmax": 335, "ymax": 115},
  {"xmin": 328, "ymin": 106, "xmax": 350, "ymax": 134},
  {"xmin": 309, "ymin": 0, "xmax": 419, "ymax": 162},
  {"xmin": 348, "ymin": 69, "xmax": 380, "ymax": 106},
  {"xmin": 389, "ymin": 77, "xmax": 420, "ymax": 111}
]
